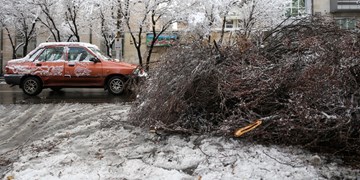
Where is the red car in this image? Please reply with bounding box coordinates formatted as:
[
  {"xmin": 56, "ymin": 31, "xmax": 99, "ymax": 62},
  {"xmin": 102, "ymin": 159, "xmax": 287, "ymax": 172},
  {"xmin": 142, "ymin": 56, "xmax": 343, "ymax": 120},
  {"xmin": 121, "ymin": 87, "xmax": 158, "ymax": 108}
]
[{"xmin": 4, "ymin": 42, "xmax": 146, "ymax": 96}]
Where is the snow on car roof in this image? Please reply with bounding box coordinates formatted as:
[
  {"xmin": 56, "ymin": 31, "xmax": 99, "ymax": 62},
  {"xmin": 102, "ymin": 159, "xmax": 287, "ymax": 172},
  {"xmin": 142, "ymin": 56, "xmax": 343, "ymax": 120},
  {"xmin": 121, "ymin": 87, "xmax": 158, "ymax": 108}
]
[{"xmin": 39, "ymin": 42, "xmax": 99, "ymax": 48}]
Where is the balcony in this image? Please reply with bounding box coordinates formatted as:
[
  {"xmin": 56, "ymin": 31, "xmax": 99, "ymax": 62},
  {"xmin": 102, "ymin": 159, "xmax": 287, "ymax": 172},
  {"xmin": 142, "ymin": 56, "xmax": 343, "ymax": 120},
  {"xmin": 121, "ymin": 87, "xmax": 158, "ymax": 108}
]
[{"xmin": 330, "ymin": 0, "xmax": 360, "ymax": 13}]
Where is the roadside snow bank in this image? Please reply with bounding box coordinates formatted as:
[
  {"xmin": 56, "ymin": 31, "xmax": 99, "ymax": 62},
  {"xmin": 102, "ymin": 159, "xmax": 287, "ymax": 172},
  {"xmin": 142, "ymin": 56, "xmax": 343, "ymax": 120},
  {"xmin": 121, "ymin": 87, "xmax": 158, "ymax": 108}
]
[{"xmin": 0, "ymin": 104, "xmax": 359, "ymax": 179}]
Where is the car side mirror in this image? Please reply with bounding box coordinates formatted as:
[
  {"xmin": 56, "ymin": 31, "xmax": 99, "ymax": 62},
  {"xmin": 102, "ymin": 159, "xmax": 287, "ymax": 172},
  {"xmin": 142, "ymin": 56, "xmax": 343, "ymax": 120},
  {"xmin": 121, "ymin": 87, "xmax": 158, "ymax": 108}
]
[{"xmin": 90, "ymin": 57, "xmax": 100, "ymax": 63}]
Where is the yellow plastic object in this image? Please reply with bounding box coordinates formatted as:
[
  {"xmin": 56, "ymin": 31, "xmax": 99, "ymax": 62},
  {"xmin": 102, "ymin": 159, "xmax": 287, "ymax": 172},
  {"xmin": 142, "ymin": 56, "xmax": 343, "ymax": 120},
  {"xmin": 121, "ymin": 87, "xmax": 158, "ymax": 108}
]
[
  {"xmin": 234, "ymin": 120, "xmax": 262, "ymax": 137},
  {"xmin": 7, "ymin": 176, "xmax": 14, "ymax": 180}
]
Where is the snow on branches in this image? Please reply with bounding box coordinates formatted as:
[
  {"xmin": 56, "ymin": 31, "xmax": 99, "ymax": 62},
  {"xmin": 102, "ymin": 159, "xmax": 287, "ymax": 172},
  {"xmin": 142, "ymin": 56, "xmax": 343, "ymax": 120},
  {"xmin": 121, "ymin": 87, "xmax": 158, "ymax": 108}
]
[{"xmin": 130, "ymin": 17, "xmax": 360, "ymax": 165}]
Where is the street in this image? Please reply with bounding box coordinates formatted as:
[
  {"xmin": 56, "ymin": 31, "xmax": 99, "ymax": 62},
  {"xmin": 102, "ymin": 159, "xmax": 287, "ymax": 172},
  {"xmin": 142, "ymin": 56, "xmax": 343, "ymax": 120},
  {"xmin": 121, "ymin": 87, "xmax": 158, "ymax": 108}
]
[
  {"xmin": 0, "ymin": 80, "xmax": 138, "ymax": 177},
  {"xmin": 0, "ymin": 82, "xmax": 135, "ymax": 104}
]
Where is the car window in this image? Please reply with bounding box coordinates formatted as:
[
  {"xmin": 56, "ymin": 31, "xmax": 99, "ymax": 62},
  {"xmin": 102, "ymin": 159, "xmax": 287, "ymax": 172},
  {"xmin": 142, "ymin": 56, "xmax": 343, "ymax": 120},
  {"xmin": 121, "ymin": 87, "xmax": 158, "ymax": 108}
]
[
  {"xmin": 68, "ymin": 47, "xmax": 95, "ymax": 62},
  {"xmin": 37, "ymin": 47, "xmax": 65, "ymax": 62}
]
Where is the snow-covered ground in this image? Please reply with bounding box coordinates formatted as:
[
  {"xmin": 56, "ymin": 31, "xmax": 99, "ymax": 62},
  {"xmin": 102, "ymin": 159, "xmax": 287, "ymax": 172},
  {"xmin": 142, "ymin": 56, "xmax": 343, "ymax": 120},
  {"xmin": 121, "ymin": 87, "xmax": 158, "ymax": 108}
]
[{"xmin": 0, "ymin": 103, "xmax": 359, "ymax": 180}]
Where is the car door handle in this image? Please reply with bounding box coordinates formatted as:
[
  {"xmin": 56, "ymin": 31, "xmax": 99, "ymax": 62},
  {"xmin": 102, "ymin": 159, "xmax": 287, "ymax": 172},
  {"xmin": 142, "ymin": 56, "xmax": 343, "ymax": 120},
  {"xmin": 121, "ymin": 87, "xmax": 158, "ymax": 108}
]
[
  {"xmin": 36, "ymin": 63, "xmax": 42, "ymax": 66},
  {"xmin": 68, "ymin": 64, "xmax": 75, "ymax": 67}
]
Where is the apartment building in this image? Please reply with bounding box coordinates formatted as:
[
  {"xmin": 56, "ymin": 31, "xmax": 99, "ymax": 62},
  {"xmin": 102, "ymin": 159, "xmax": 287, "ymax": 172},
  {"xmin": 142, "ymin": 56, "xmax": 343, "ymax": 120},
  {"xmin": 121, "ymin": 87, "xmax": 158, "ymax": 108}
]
[{"xmin": 314, "ymin": 0, "xmax": 360, "ymax": 29}]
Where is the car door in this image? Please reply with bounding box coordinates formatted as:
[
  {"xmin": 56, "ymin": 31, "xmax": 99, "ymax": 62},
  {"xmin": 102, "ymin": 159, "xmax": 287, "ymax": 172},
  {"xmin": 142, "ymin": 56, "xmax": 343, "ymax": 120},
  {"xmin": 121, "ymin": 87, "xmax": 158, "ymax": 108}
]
[
  {"xmin": 64, "ymin": 46, "xmax": 103, "ymax": 86},
  {"xmin": 32, "ymin": 46, "xmax": 66, "ymax": 86}
]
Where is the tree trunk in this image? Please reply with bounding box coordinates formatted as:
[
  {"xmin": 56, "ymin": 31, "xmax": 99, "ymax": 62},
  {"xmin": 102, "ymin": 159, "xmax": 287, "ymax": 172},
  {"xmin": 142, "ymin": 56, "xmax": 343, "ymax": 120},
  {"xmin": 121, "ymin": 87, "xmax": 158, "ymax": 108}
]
[
  {"xmin": 136, "ymin": 45, "xmax": 143, "ymax": 67},
  {"xmin": 219, "ymin": 16, "xmax": 227, "ymax": 45},
  {"xmin": 75, "ymin": 34, "xmax": 80, "ymax": 42},
  {"xmin": 5, "ymin": 27, "xmax": 17, "ymax": 59},
  {"xmin": 22, "ymin": 41, "xmax": 28, "ymax": 57}
]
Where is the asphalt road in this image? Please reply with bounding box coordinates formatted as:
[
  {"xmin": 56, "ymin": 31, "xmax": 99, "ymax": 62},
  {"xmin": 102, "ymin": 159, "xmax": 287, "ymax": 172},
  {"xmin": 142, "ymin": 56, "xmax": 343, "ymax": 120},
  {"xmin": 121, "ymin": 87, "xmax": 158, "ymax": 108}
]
[{"xmin": 0, "ymin": 81, "xmax": 136, "ymax": 104}]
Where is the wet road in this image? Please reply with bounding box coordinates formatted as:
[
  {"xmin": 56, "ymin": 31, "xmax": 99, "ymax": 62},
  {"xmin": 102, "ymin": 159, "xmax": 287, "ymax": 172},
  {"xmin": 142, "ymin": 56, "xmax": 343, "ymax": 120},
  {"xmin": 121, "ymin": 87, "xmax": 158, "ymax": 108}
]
[{"xmin": 0, "ymin": 81, "xmax": 136, "ymax": 104}]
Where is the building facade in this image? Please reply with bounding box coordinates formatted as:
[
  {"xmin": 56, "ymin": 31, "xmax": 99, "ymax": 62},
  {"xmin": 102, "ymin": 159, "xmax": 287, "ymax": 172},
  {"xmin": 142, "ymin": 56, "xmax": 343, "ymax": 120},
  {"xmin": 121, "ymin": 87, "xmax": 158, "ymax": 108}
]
[{"xmin": 314, "ymin": 0, "xmax": 360, "ymax": 29}]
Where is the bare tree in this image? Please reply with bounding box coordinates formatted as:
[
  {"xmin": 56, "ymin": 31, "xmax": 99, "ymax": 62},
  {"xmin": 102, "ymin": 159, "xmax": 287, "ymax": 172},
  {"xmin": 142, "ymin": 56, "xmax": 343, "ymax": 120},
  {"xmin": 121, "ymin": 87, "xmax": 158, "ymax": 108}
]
[
  {"xmin": 31, "ymin": 0, "xmax": 62, "ymax": 42},
  {"xmin": 0, "ymin": 0, "xmax": 38, "ymax": 58},
  {"xmin": 218, "ymin": 0, "xmax": 247, "ymax": 44},
  {"xmin": 237, "ymin": 0, "xmax": 291, "ymax": 39},
  {"xmin": 182, "ymin": 0, "xmax": 290, "ymax": 46},
  {"xmin": 122, "ymin": 0, "xmax": 179, "ymax": 70},
  {"xmin": 19, "ymin": 13, "xmax": 38, "ymax": 57},
  {"xmin": 31, "ymin": 0, "xmax": 87, "ymax": 42},
  {"xmin": 63, "ymin": 0, "xmax": 83, "ymax": 42},
  {"xmin": 122, "ymin": 0, "xmax": 150, "ymax": 67},
  {"xmin": 99, "ymin": 8, "xmax": 116, "ymax": 56},
  {"xmin": 0, "ymin": 13, "xmax": 19, "ymax": 59},
  {"xmin": 84, "ymin": 0, "xmax": 117, "ymax": 57},
  {"xmin": 2, "ymin": 26, "xmax": 19, "ymax": 59},
  {"xmin": 145, "ymin": 1, "xmax": 177, "ymax": 71}
]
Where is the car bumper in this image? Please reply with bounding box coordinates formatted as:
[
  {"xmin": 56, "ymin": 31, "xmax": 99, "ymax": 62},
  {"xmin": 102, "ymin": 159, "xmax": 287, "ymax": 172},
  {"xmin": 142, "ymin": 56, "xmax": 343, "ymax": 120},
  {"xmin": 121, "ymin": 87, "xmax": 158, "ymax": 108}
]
[
  {"xmin": 132, "ymin": 66, "xmax": 148, "ymax": 78},
  {"xmin": 4, "ymin": 74, "xmax": 23, "ymax": 85}
]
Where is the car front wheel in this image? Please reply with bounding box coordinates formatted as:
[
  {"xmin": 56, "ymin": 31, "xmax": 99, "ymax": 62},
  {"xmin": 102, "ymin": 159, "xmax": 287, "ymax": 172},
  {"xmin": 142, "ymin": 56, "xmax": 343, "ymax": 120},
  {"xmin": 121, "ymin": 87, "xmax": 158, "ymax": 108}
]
[
  {"xmin": 22, "ymin": 77, "xmax": 42, "ymax": 96},
  {"xmin": 107, "ymin": 76, "xmax": 126, "ymax": 95}
]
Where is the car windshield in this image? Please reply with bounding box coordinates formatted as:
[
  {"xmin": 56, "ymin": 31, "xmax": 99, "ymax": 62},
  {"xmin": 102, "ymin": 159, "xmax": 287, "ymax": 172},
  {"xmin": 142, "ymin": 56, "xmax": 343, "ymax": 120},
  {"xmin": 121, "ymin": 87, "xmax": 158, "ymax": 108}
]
[
  {"xmin": 88, "ymin": 47, "xmax": 111, "ymax": 61},
  {"xmin": 28, "ymin": 48, "xmax": 44, "ymax": 61}
]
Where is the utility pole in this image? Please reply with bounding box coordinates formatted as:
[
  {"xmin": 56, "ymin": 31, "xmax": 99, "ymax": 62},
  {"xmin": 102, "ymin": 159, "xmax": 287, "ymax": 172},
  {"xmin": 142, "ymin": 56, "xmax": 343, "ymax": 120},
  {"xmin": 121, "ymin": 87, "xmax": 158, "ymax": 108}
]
[
  {"xmin": 115, "ymin": 31, "xmax": 122, "ymax": 60},
  {"xmin": 115, "ymin": 0, "xmax": 123, "ymax": 60}
]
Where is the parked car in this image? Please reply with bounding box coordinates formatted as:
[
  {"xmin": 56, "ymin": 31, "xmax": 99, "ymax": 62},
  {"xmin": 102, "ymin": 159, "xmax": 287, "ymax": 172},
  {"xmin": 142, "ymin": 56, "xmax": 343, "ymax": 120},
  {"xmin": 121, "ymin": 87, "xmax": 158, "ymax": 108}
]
[{"xmin": 4, "ymin": 42, "xmax": 146, "ymax": 96}]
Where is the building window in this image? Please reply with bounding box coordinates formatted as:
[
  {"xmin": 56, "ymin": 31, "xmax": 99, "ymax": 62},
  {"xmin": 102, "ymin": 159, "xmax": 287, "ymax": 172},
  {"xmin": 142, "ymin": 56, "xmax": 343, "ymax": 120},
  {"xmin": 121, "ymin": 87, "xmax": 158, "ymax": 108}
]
[
  {"xmin": 335, "ymin": 18, "xmax": 357, "ymax": 29},
  {"xmin": 225, "ymin": 19, "xmax": 235, "ymax": 29},
  {"xmin": 286, "ymin": 0, "xmax": 306, "ymax": 17}
]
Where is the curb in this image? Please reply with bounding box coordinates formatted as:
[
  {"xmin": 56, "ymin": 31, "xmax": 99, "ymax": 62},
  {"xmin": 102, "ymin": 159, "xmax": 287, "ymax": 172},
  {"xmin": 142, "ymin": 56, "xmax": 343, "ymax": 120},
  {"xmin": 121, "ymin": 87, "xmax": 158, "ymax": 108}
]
[{"xmin": 0, "ymin": 76, "xmax": 5, "ymax": 84}]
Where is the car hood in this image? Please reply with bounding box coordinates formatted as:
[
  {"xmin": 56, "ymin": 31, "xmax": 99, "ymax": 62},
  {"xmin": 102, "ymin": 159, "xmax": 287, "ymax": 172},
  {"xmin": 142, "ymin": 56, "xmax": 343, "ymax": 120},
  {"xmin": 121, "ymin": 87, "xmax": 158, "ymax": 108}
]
[
  {"xmin": 105, "ymin": 60, "xmax": 139, "ymax": 68},
  {"xmin": 7, "ymin": 58, "xmax": 28, "ymax": 64}
]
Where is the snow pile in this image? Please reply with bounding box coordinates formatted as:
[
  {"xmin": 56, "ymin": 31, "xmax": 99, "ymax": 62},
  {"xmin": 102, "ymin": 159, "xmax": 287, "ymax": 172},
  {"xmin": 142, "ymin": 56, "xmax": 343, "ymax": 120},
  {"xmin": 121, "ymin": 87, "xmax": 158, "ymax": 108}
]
[{"xmin": 0, "ymin": 103, "xmax": 358, "ymax": 179}]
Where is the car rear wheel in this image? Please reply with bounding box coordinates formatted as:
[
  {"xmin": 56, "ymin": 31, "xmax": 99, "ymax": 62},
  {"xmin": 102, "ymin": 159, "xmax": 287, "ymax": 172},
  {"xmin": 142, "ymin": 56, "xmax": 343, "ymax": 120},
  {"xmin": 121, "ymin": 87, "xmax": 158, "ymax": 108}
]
[
  {"xmin": 22, "ymin": 77, "xmax": 42, "ymax": 96},
  {"xmin": 107, "ymin": 76, "xmax": 125, "ymax": 95}
]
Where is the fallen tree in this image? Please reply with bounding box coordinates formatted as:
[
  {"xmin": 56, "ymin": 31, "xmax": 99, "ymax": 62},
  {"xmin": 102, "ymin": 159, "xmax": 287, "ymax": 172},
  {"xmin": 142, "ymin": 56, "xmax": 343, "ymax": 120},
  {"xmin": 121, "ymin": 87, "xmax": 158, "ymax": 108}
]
[{"xmin": 129, "ymin": 17, "xmax": 360, "ymax": 164}]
